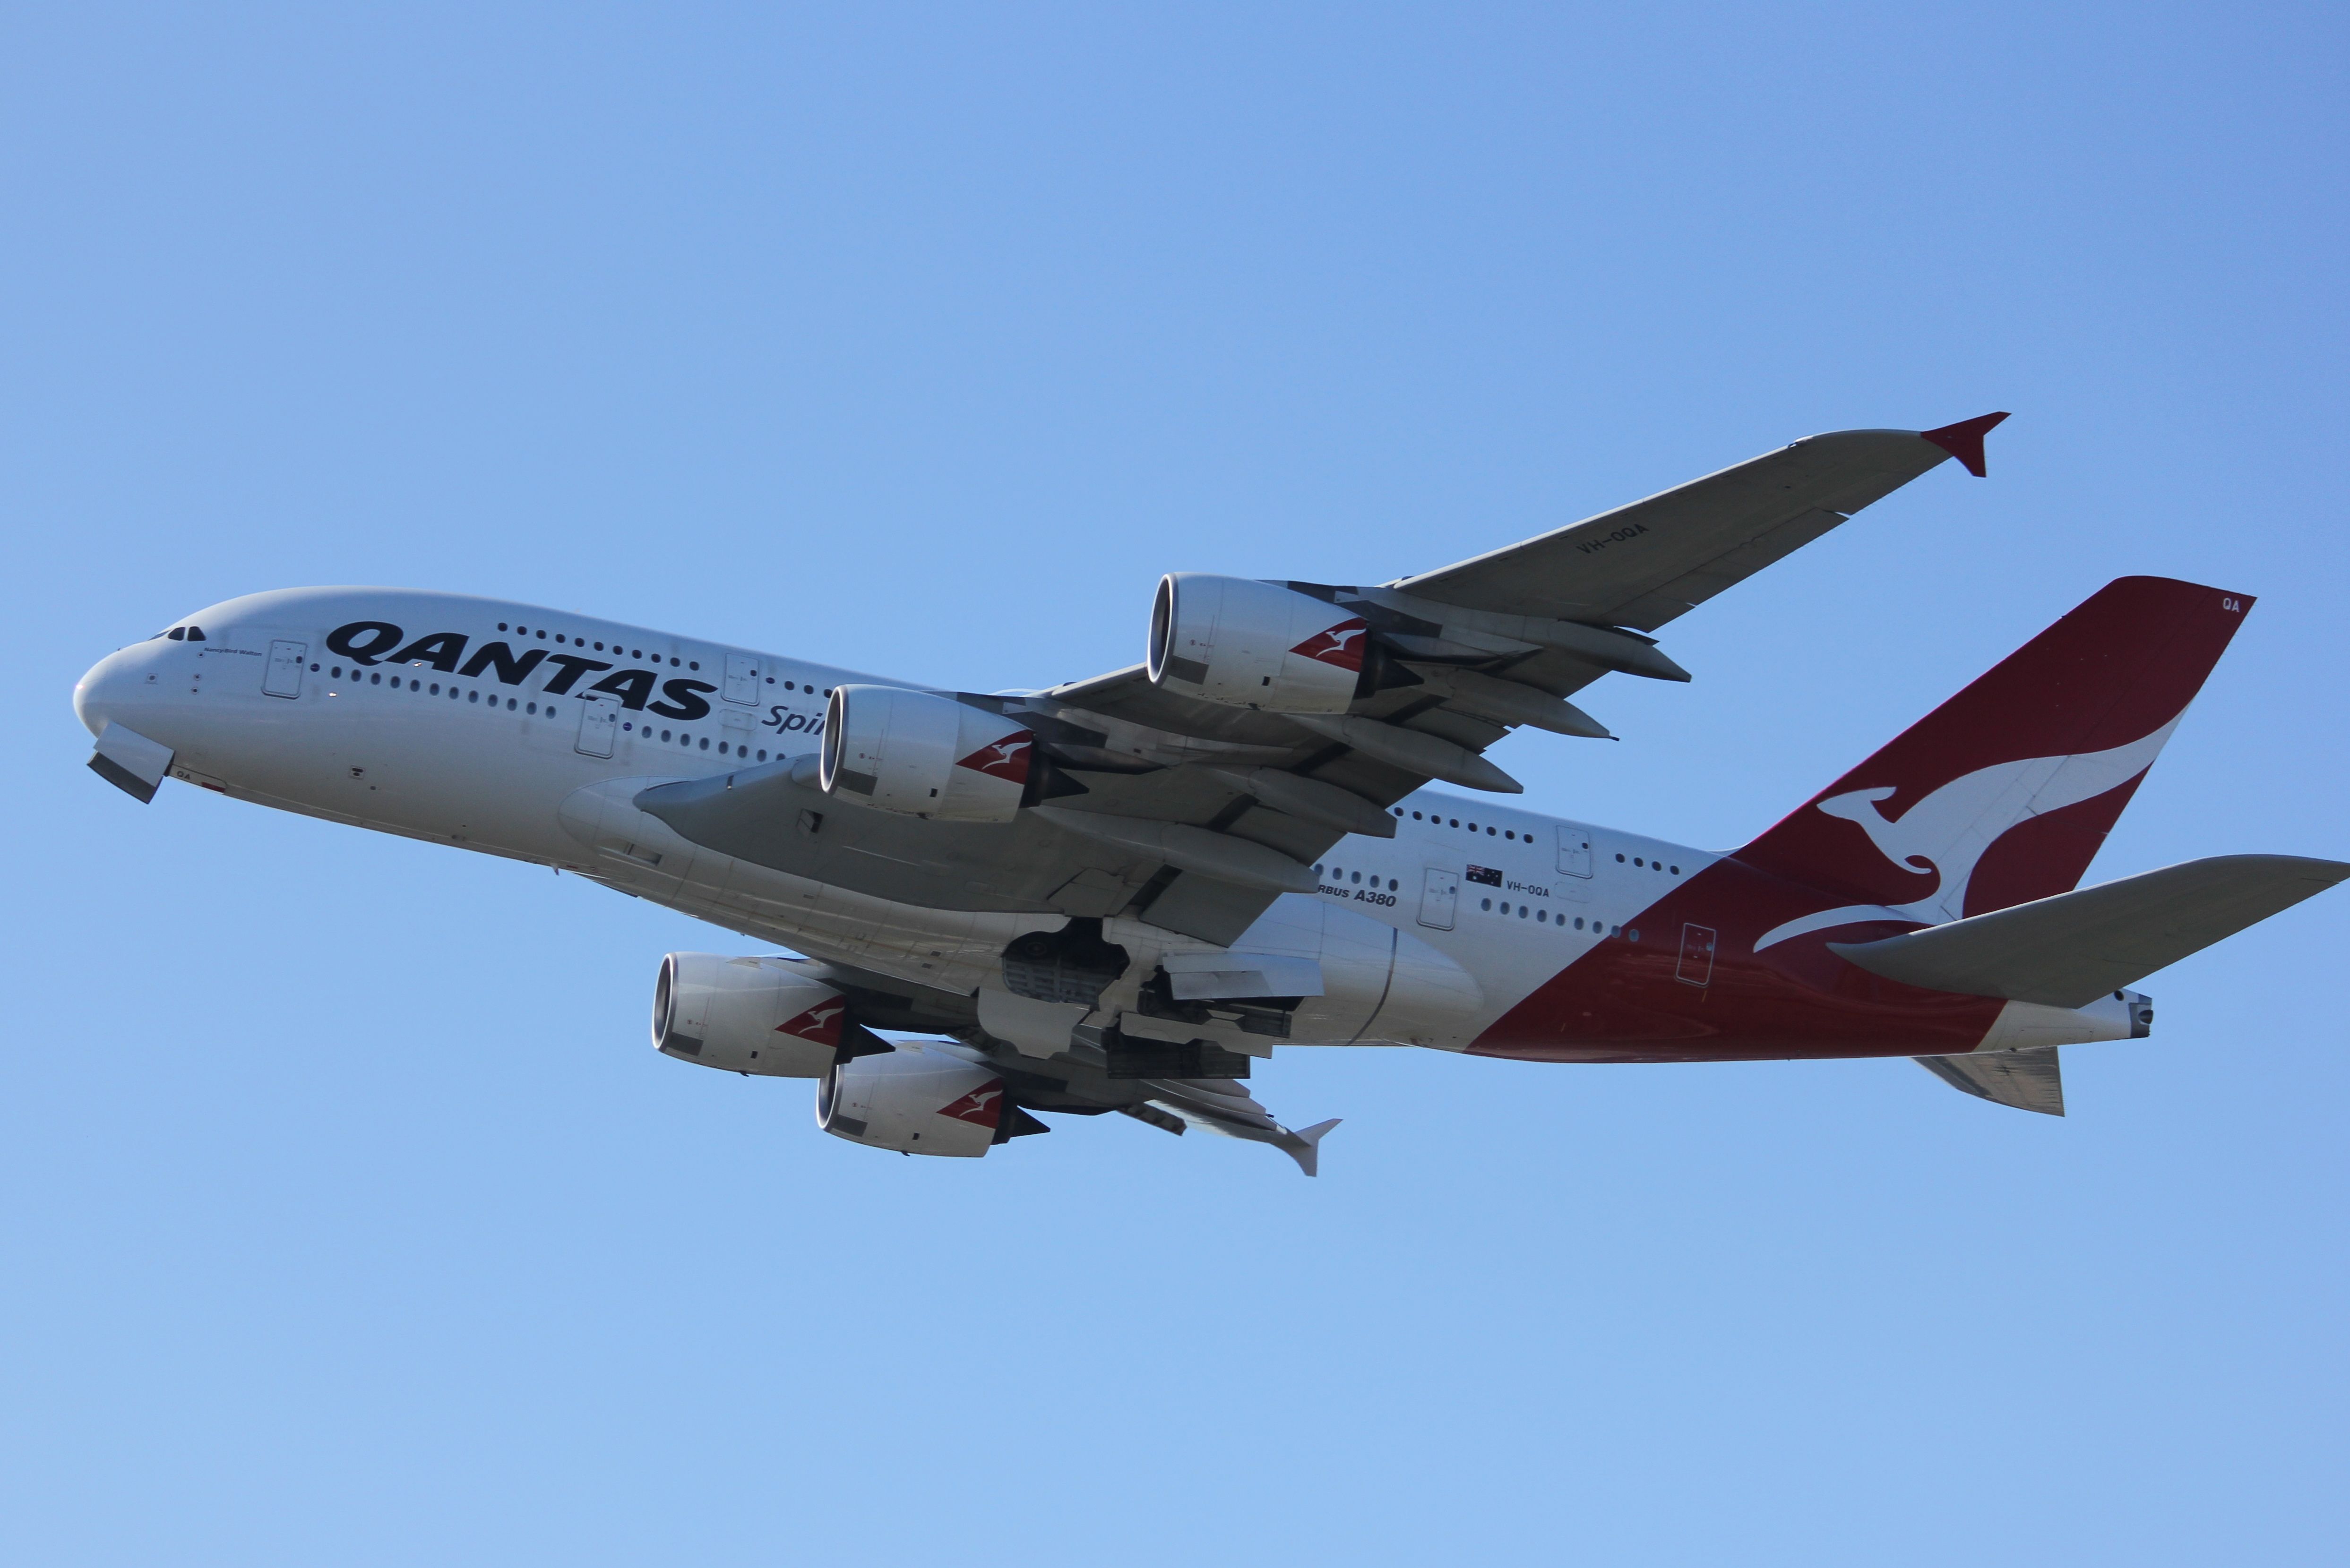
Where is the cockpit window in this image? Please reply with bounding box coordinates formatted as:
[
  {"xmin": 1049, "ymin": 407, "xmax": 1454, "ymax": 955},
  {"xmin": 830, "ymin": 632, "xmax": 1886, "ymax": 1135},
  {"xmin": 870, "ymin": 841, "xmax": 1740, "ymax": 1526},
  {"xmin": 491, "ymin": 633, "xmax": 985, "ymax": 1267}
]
[
  {"xmin": 167, "ymin": 627, "xmax": 185, "ymax": 640},
  {"xmin": 186, "ymin": 627, "xmax": 205, "ymax": 641}
]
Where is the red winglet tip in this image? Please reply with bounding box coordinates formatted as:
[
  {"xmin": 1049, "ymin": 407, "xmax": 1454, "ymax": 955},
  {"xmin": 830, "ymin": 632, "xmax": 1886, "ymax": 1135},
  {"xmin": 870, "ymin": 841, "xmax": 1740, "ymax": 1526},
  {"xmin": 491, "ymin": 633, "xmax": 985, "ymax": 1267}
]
[{"xmin": 1919, "ymin": 411, "xmax": 2009, "ymax": 477}]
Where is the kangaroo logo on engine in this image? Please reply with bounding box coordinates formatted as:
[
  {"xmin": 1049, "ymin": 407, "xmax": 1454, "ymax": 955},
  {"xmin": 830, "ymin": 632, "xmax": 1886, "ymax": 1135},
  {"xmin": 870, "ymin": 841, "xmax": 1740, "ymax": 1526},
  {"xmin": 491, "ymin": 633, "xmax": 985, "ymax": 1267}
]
[
  {"xmin": 1290, "ymin": 618, "xmax": 1369, "ymax": 672},
  {"xmin": 955, "ymin": 733, "xmax": 1034, "ymax": 784}
]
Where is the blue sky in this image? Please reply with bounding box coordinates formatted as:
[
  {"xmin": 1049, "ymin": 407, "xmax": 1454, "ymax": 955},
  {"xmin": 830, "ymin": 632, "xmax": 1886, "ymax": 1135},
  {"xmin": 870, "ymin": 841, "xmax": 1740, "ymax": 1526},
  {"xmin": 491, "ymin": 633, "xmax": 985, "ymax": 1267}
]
[{"xmin": 5, "ymin": 5, "xmax": 2346, "ymax": 1563}]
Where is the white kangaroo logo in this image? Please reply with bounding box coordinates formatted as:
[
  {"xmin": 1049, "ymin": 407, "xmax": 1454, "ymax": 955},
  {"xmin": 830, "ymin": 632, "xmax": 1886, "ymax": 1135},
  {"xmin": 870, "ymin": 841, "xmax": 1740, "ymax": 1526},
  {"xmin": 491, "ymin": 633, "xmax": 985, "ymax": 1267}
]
[
  {"xmin": 1293, "ymin": 621, "xmax": 1367, "ymax": 662},
  {"xmin": 945, "ymin": 1086, "xmax": 1003, "ymax": 1122},
  {"xmin": 959, "ymin": 735, "xmax": 1033, "ymax": 776},
  {"xmin": 780, "ymin": 1003, "xmax": 844, "ymax": 1037},
  {"xmin": 1753, "ymin": 712, "xmax": 2184, "ymax": 951}
]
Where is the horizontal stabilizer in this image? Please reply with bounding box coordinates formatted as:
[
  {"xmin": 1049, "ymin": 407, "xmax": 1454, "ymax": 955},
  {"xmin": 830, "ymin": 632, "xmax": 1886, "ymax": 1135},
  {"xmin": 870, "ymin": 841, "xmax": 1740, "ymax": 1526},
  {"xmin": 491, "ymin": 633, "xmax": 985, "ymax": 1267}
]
[
  {"xmin": 1915, "ymin": 1046, "xmax": 2065, "ymax": 1116},
  {"xmin": 1834, "ymin": 855, "xmax": 2350, "ymax": 1008}
]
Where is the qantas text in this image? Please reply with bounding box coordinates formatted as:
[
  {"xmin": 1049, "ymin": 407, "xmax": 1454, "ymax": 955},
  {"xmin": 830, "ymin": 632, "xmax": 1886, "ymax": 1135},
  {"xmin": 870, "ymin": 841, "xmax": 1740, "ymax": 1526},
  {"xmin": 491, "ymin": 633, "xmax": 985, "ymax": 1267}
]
[{"xmin": 327, "ymin": 621, "xmax": 718, "ymax": 720}]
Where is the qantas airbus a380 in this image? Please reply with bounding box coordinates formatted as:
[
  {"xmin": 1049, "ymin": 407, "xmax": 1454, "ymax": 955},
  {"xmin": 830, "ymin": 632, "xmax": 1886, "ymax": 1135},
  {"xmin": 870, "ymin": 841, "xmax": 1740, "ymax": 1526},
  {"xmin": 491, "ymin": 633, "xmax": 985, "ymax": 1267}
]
[{"xmin": 73, "ymin": 414, "xmax": 2346, "ymax": 1173}]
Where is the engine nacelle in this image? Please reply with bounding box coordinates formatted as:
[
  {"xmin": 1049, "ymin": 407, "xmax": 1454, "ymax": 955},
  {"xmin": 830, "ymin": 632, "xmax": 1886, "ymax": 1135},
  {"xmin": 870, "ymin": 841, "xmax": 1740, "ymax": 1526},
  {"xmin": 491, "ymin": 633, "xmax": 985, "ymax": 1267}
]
[
  {"xmin": 652, "ymin": 953, "xmax": 845, "ymax": 1078},
  {"xmin": 820, "ymin": 685, "xmax": 1033, "ymax": 822},
  {"xmin": 815, "ymin": 1042, "xmax": 1005, "ymax": 1158},
  {"xmin": 1147, "ymin": 574, "xmax": 1368, "ymax": 713}
]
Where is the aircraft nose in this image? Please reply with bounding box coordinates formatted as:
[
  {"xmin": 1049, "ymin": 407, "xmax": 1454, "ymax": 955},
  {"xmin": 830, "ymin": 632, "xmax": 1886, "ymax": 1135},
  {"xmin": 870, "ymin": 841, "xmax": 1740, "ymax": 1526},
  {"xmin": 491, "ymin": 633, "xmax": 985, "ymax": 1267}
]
[{"xmin": 74, "ymin": 643, "xmax": 154, "ymax": 739}]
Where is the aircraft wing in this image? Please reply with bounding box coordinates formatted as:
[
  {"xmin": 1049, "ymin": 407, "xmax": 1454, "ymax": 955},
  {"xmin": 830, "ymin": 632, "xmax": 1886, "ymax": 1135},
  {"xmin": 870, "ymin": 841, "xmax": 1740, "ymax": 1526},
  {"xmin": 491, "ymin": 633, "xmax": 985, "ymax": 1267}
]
[
  {"xmin": 1391, "ymin": 415, "xmax": 2006, "ymax": 630},
  {"xmin": 642, "ymin": 417, "xmax": 2001, "ymax": 948},
  {"xmin": 1007, "ymin": 416, "xmax": 2006, "ymax": 943}
]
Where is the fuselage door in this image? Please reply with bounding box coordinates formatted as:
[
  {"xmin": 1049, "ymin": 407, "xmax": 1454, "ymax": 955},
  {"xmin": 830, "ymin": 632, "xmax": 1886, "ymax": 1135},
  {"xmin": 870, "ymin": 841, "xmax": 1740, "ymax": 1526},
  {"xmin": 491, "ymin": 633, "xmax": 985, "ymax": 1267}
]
[
  {"xmin": 1418, "ymin": 868, "xmax": 1459, "ymax": 931},
  {"xmin": 1556, "ymin": 823, "xmax": 1594, "ymax": 878},
  {"xmin": 264, "ymin": 640, "xmax": 308, "ymax": 699},
  {"xmin": 1676, "ymin": 924, "xmax": 1717, "ymax": 987},
  {"xmin": 576, "ymin": 696, "xmax": 618, "ymax": 758},
  {"xmin": 723, "ymin": 654, "xmax": 762, "ymax": 705}
]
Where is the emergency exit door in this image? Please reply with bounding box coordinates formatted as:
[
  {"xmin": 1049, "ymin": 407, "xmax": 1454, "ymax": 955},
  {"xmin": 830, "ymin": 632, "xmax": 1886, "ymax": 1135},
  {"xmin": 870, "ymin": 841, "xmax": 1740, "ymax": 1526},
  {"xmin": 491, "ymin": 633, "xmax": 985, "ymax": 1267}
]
[
  {"xmin": 263, "ymin": 640, "xmax": 307, "ymax": 699},
  {"xmin": 1418, "ymin": 868, "xmax": 1459, "ymax": 930},
  {"xmin": 576, "ymin": 697, "xmax": 618, "ymax": 758},
  {"xmin": 1556, "ymin": 823, "xmax": 1593, "ymax": 877},
  {"xmin": 723, "ymin": 653, "xmax": 763, "ymax": 705},
  {"xmin": 1676, "ymin": 924, "xmax": 1717, "ymax": 987}
]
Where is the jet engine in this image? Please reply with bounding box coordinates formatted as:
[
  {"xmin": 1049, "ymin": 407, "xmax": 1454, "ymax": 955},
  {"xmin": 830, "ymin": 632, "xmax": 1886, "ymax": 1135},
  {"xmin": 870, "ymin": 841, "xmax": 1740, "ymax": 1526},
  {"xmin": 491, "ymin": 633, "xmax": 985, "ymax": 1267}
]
[
  {"xmin": 653, "ymin": 953, "xmax": 846, "ymax": 1078},
  {"xmin": 815, "ymin": 1042, "xmax": 1007, "ymax": 1158},
  {"xmin": 1147, "ymin": 574, "xmax": 1369, "ymax": 713},
  {"xmin": 820, "ymin": 685, "xmax": 1034, "ymax": 822}
]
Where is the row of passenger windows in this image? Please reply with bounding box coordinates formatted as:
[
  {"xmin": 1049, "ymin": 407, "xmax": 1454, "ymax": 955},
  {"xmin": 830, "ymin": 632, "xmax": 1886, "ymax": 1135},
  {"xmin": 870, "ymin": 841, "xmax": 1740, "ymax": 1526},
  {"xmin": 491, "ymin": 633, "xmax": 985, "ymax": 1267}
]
[
  {"xmin": 1477, "ymin": 895, "xmax": 1630, "ymax": 937},
  {"xmin": 495, "ymin": 622, "xmax": 696, "ymax": 668},
  {"xmin": 1397, "ymin": 807, "xmax": 1522, "ymax": 838},
  {"xmin": 320, "ymin": 663, "xmax": 777, "ymax": 760},
  {"xmin": 484, "ymin": 621, "xmax": 830, "ymax": 694},
  {"xmin": 1315, "ymin": 862, "xmax": 1627, "ymax": 936},
  {"xmin": 1391, "ymin": 806, "xmax": 1681, "ymax": 874}
]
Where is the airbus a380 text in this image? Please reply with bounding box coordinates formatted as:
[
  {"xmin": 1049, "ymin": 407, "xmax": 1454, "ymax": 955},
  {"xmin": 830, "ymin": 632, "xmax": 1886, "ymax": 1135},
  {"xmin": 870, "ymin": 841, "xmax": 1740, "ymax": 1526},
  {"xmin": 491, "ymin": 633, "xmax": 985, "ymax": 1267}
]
[{"xmin": 75, "ymin": 414, "xmax": 2344, "ymax": 1172}]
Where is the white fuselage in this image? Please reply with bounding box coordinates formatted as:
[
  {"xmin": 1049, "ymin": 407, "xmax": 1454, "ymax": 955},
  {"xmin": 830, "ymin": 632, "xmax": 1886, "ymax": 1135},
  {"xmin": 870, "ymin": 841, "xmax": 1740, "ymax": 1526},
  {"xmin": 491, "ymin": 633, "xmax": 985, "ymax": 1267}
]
[{"xmin": 74, "ymin": 588, "xmax": 1723, "ymax": 1052}]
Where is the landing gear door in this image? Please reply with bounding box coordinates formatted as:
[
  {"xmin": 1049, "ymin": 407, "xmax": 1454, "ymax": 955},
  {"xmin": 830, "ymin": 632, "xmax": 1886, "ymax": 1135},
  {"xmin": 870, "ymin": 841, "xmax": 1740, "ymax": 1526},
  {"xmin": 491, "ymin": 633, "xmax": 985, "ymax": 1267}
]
[
  {"xmin": 1418, "ymin": 868, "xmax": 1459, "ymax": 931},
  {"xmin": 576, "ymin": 696, "xmax": 619, "ymax": 759},
  {"xmin": 264, "ymin": 640, "xmax": 308, "ymax": 699}
]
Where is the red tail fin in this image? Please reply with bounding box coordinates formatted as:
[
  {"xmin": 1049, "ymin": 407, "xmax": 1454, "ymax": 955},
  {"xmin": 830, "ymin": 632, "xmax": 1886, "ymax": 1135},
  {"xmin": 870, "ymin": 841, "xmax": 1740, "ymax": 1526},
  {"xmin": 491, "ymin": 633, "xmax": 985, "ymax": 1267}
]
[{"xmin": 1739, "ymin": 577, "xmax": 2253, "ymax": 925}]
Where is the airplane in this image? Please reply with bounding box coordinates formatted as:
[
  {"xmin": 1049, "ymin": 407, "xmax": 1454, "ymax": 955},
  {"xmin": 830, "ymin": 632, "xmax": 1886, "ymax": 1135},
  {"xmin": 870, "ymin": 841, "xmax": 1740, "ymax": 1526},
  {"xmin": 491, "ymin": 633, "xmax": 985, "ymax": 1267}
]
[{"xmin": 71, "ymin": 414, "xmax": 2346, "ymax": 1174}]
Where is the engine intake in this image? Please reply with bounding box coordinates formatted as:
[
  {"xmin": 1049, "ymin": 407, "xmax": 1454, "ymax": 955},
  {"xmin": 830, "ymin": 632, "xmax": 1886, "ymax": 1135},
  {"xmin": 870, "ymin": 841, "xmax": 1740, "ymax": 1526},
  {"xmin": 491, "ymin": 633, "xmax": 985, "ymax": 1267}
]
[
  {"xmin": 820, "ymin": 685, "xmax": 1034, "ymax": 822},
  {"xmin": 653, "ymin": 953, "xmax": 846, "ymax": 1078},
  {"xmin": 816, "ymin": 1042, "xmax": 1008, "ymax": 1158},
  {"xmin": 1147, "ymin": 574, "xmax": 1368, "ymax": 713}
]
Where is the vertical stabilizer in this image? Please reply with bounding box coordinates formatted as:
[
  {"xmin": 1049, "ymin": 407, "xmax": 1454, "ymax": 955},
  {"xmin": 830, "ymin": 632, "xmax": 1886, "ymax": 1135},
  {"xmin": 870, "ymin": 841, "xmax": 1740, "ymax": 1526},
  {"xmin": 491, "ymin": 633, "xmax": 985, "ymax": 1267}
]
[{"xmin": 1740, "ymin": 578, "xmax": 2253, "ymax": 941}]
